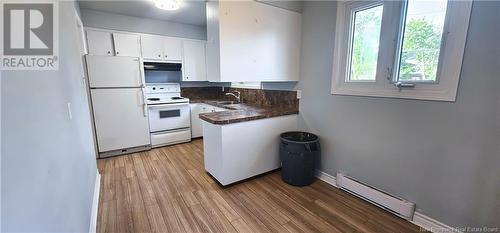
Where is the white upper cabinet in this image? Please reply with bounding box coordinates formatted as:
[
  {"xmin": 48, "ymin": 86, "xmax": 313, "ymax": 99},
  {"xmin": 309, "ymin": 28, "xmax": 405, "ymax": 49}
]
[
  {"xmin": 112, "ymin": 33, "xmax": 141, "ymax": 57},
  {"xmin": 163, "ymin": 38, "xmax": 183, "ymax": 62},
  {"xmin": 141, "ymin": 35, "xmax": 182, "ymax": 62},
  {"xmin": 182, "ymin": 41, "xmax": 207, "ymax": 81},
  {"xmin": 141, "ymin": 35, "xmax": 164, "ymax": 60},
  {"xmin": 254, "ymin": 3, "xmax": 301, "ymax": 81},
  {"xmin": 85, "ymin": 29, "xmax": 207, "ymax": 78},
  {"xmin": 86, "ymin": 30, "xmax": 114, "ymax": 56},
  {"xmin": 86, "ymin": 30, "xmax": 141, "ymax": 57},
  {"xmin": 206, "ymin": 1, "xmax": 302, "ymax": 82}
]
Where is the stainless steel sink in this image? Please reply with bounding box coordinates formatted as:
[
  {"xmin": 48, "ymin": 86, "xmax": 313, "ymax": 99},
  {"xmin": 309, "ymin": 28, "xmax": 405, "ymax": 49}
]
[{"xmin": 216, "ymin": 101, "xmax": 237, "ymax": 105}]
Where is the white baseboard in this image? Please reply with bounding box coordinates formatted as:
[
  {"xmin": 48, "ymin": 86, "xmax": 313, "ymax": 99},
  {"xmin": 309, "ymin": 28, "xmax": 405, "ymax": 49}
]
[
  {"xmin": 411, "ymin": 212, "xmax": 460, "ymax": 233},
  {"xmin": 315, "ymin": 170, "xmax": 457, "ymax": 233},
  {"xmin": 315, "ymin": 170, "xmax": 337, "ymax": 187},
  {"xmin": 89, "ymin": 172, "xmax": 101, "ymax": 233}
]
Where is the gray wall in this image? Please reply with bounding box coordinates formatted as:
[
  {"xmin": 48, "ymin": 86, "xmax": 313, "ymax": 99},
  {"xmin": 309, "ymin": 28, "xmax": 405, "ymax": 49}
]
[
  {"xmin": 80, "ymin": 9, "xmax": 206, "ymax": 40},
  {"xmin": 297, "ymin": 1, "xmax": 499, "ymax": 228},
  {"xmin": 1, "ymin": 2, "xmax": 98, "ymax": 232}
]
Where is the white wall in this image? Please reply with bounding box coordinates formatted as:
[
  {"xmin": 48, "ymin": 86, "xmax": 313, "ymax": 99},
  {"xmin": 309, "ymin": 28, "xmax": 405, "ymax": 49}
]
[
  {"xmin": 259, "ymin": 0, "xmax": 303, "ymax": 13},
  {"xmin": 81, "ymin": 9, "xmax": 206, "ymax": 40},
  {"xmin": 1, "ymin": 2, "xmax": 98, "ymax": 232},
  {"xmin": 297, "ymin": 1, "xmax": 500, "ymax": 228}
]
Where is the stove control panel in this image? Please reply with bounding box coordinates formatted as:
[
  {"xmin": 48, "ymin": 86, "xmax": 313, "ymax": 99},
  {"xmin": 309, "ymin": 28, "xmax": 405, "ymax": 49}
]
[{"xmin": 145, "ymin": 83, "xmax": 181, "ymax": 94}]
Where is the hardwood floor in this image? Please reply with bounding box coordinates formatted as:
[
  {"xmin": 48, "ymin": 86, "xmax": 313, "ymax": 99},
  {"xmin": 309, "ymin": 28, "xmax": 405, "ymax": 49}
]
[{"xmin": 97, "ymin": 139, "xmax": 423, "ymax": 233}]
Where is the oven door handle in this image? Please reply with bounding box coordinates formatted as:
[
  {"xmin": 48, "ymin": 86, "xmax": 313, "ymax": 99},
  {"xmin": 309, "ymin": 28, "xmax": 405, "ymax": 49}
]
[{"xmin": 148, "ymin": 103, "xmax": 189, "ymax": 109}]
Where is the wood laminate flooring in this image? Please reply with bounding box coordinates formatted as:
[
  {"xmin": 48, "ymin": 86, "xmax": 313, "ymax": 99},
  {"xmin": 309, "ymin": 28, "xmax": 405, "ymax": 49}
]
[{"xmin": 97, "ymin": 139, "xmax": 423, "ymax": 233}]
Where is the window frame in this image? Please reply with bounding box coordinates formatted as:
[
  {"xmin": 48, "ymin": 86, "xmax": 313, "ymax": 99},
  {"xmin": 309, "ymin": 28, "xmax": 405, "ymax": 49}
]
[
  {"xmin": 345, "ymin": 1, "xmax": 384, "ymax": 83},
  {"xmin": 331, "ymin": 0, "xmax": 473, "ymax": 101}
]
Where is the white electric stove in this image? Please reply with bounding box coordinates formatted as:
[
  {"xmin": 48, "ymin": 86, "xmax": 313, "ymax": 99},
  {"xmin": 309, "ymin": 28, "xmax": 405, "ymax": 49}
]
[{"xmin": 145, "ymin": 83, "xmax": 191, "ymax": 148}]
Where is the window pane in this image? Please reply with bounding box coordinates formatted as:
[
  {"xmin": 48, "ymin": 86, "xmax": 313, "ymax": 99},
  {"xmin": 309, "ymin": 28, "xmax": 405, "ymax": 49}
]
[
  {"xmin": 349, "ymin": 5, "xmax": 383, "ymax": 81},
  {"xmin": 398, "ymin": 0, "xmax": 448, "ymax": 82}
]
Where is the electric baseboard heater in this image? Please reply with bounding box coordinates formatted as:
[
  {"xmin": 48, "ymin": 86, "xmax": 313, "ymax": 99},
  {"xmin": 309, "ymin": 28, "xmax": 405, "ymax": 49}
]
[{"xmin": 336, "ymin": 173, "xmax": 416, "ymax": 220}]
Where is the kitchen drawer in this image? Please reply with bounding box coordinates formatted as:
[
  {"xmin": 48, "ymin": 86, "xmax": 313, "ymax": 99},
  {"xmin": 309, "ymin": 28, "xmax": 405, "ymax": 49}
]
[{"xmin": 151, "ymin": 128, "xmax": 191, "ymax": 148}]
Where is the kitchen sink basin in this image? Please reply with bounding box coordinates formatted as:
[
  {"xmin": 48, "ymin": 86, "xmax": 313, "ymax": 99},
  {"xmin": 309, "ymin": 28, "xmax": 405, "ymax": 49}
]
[{"xmin": 216, "ymin": 101, "xmax": 237, "ymax": 105}]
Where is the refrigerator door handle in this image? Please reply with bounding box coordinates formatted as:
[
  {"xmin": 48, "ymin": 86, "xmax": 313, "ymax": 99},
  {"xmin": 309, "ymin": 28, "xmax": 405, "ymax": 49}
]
[
  {"xmin": 139, "ymin": 57, "xmax": 146, "ymax": 88},
  {"xmin": 141, "ymin": 89, "xmax": 148, "ymax": 117}
]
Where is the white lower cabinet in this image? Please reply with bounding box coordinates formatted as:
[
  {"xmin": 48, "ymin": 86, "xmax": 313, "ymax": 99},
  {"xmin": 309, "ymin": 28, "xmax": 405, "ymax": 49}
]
[
  {"xmin": 190, "ymin": 103, "xmax": 227, "ymax": 138},
  {"xmin": 203, "ymin": 114, "xmax": 299, "ymax": 185}
]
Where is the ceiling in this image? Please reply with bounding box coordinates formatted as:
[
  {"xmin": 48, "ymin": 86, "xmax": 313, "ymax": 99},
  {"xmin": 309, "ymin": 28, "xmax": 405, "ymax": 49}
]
[{"xmin": 78, "ymin": 0, "xmax": 207, "ymax": 26}]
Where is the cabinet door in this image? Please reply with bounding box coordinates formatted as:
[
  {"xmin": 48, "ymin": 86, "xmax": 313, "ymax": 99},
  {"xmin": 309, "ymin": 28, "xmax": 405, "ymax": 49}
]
[
  {"xmin": 113, "ymin": 33, "xmax": 141, "ymax": 57},
  {"xmin": 182, "ymin": 41, "xmax": 207, "ymax": 81},
  {"xmin": 141, "ymin": 35, "xmax": 163, "ymax": 60},
  {"xmin": 191, "ymin": 104, "xmax": 213, "ymax": 138},
  {"xmin": 190, "ymin": 104, "xmax": 203, "ymax": 138},
  {"xmin": 218, "ymin": 1, "xmax": 258, "ymax": 82},
  {"xmin": 86, "ymin": 30, "xmax": 114, "ymax": 56},
  {"xmin": 254, "ymin": 2, "xmax": 301, "ymax": 81},
  {"xmin": 211, "ymin": 1, "xmax": 302, "ymax": 82},
  {"xmin": 163, "ymin": 38, "xmax": 183, "ymax": 61}
]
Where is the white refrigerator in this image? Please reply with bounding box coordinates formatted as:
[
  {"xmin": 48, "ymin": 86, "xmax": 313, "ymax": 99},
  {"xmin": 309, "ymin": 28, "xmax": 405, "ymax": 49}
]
[{"xmin": 86, "ymin": 55, "xmax": 151, "ymax": 157}]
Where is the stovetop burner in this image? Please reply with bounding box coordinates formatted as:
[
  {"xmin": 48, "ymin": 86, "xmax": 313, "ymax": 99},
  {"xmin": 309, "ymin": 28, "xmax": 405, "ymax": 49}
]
[{"xmin": 145, "ymin": 84, "xmax": 189, "ymax": 105}]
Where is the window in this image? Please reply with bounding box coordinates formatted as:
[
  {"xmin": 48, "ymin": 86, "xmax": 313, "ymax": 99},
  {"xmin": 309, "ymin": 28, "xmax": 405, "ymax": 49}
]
[
  {"xmin": 331, "ymin": 0, "xmax": 473, "ymax": 101},
  {"xmin": 395, "ymin": 0, "xmax": 448, "ymax": 83},
  {"xmin": 348, "ymin": 4, "xmax": 383, "ymax": 81}
]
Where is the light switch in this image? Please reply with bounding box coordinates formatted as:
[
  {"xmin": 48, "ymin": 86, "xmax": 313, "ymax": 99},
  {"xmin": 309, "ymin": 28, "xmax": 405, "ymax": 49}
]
[{"xmin": 296, "ymin": 90, "xmax": 302, "ymax": 99}]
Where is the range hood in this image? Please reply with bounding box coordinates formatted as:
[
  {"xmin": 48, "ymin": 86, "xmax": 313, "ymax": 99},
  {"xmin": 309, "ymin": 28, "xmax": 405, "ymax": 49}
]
[{"xmin": 143, "ymin": 62, "xmax": 182, "ymax": 71}]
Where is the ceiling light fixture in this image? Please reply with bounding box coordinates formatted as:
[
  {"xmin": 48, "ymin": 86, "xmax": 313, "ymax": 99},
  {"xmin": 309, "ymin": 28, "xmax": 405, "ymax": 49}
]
[{"xmin": 153, "ymin": 0, "xmax": 180, "ymax": 11}]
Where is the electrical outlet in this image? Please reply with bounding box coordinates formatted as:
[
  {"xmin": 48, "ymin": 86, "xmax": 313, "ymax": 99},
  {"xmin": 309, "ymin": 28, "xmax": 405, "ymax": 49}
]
[{"xmin": 296, "ymin": 90, "xmax": 302, "ymax": 99}]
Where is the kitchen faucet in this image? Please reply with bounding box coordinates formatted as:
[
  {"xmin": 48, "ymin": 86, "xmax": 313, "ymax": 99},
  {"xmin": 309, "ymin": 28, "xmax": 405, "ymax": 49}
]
[{"xmin": 225, "ymin": 91, "xmax": 241, "ymax": 103}]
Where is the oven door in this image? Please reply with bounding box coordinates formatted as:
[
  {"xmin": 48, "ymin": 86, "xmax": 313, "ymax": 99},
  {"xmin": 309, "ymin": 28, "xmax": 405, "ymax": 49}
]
[{"xmin": 148, "ymin": 103, "xmax": 190, "ymax": 132}]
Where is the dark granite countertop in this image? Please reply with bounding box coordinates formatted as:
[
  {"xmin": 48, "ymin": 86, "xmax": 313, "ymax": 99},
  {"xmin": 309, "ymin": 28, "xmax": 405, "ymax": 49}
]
[{"xmin": 193, "ymin": 99, "xmax": 299, "ymax": 125}]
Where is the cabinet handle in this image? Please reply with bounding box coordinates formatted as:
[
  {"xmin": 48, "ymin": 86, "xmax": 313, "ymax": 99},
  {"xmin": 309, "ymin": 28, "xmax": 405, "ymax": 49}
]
[
  {"xmin": 158, "ymin": 54, "xmax": 161, "ymax": 57},
  {"xmin": 186, "ymin": 76, "xmax": 189, "ymax": 79},
  {"xmin": 165, "ymin": 55, "xmax": 168, "ymax": 58},
  {"xmin": 116, "ymin": 51, "xmax": 120, "ymax": 55},
  {"xmin": 107, "ymin": 51, "xmax": 111, "ymax": 54}
]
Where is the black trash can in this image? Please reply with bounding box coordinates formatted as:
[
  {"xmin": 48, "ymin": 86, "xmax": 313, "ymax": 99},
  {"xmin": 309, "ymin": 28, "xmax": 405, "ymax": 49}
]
[{"xmin": 280, "ymin": 131, "xmax": 320, "ymax": 186}]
